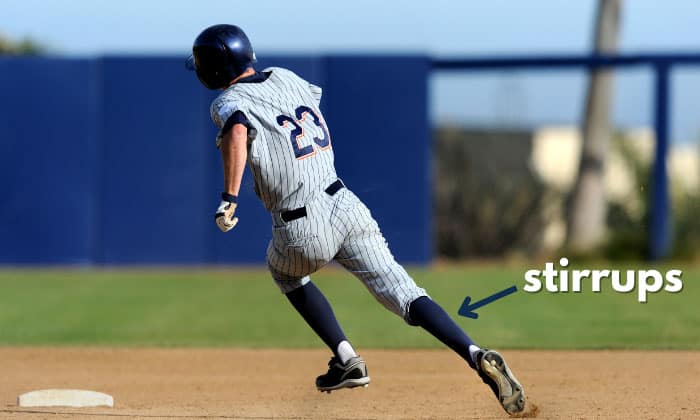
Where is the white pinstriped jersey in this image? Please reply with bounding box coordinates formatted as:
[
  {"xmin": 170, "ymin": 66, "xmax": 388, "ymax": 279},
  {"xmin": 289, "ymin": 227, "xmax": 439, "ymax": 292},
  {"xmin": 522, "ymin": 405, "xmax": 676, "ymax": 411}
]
[
  {"xmin": 209, "ymin": 65, "xmax": 428, "ymax": 321},
  {"xmin": 210, "ymin": 67, "xmax": 337, "ymax": 212}
]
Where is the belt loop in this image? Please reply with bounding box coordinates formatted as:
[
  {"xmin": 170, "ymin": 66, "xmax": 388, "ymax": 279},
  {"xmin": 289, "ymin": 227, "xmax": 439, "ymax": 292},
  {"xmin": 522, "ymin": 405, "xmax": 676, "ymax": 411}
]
[{"xmin": 325, "ymin": 179, "xmax": 345, "ymax": 196}]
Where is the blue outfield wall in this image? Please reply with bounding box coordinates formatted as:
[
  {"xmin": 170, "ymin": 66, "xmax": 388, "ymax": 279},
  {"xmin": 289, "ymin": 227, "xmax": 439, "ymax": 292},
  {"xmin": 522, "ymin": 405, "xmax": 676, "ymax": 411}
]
[{"xmin": 0, "ymin": 55, "xmax": 431, "ymax": 265}]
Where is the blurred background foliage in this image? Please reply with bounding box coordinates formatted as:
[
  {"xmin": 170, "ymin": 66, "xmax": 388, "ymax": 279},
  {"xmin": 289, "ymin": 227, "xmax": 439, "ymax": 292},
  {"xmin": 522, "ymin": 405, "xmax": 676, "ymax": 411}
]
[
  {"xmin": 0, "ymin": 32, "xmax": 45, "ymax": 55},
  {"xmin": 433, "ymin": 127, "xmax": 556, "ymax": 259},
  {"xmin": 603, "ymin": 132, "xmax": 700, "ymax": 260},
  {"xmin": 433, "ymin": 127, "xmax": 700, "ymax": 261}
]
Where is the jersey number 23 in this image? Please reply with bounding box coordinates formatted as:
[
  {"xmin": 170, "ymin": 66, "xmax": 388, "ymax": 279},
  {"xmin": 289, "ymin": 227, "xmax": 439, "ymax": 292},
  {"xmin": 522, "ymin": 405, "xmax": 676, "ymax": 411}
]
[{"xmin": 276, "ymin": 105, "xmax": 331, "ymax": 160}]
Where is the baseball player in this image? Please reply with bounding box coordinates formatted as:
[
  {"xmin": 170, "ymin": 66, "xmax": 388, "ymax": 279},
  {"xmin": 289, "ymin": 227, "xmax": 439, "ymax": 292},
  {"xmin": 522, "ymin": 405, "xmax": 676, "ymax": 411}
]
[{"xmin": 187, "ymin": 24, "xmax": 526, "ymax": 415}]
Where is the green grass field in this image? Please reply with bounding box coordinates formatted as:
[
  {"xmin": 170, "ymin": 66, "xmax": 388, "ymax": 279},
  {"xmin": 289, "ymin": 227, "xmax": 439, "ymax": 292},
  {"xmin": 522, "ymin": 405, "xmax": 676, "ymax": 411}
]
[{"xmin": 0, "ymin": 264, "xmax": 697, "ymax": 349}]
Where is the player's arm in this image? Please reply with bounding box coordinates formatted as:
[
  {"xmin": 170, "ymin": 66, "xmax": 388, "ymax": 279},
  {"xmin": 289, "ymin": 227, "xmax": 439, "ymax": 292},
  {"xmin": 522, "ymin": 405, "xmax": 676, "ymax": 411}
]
[
  {"xmin": 220, "ymin": 122, "xmax": 248, "ymax": 197},
  {"xmin": 214, "ymin": 114, "xmax": 249, "ymax": 233}
]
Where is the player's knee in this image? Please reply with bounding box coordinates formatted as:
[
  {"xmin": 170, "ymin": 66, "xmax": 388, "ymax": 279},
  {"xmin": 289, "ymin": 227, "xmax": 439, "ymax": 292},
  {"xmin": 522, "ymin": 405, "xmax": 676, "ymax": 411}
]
[
  {"xmin": 269, "ymin": 265, "xmax": 310, "ymax": 294},
  {"xmin": 404, "ymin": 312, "xmax": 421, "ymax": 326},
  {"xmin": 273, "ymin": 277, "xmax": 309, "ymax": 294},
  {"xmin": 403, "ymin": 296, "xmax": 432, "ymax": 326},
  {"xmin": 401, "ymin": 297, "xmax": 427, "ymax": 326},
  {"xmin": 378, "ymin": 287, "xmax": 429, "ymax": 326}
]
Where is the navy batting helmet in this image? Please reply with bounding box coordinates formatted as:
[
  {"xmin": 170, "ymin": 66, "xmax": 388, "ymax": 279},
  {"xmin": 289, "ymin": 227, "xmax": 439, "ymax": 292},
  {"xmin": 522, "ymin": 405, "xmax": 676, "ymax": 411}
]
[{"xmin": 186, "ymin": 24, "xmax": 256, "ymax": 90}]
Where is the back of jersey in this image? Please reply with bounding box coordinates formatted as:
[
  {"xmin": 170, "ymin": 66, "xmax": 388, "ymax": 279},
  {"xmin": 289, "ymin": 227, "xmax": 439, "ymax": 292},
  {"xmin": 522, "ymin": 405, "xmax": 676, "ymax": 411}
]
[{"xmin": 211, "ymin": 67, "xmax": 337, "ymax": 212}]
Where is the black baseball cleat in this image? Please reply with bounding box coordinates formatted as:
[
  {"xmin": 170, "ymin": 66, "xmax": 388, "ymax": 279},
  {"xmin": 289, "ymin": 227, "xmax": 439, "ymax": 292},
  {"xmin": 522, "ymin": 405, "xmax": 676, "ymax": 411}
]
[
  {"xmin": 316, "ymin": 355, "xmax": 370, "ymax": 393},
  {"xmin": 475, "ymin": 349, "xmax": 526, "ymax": 415}
]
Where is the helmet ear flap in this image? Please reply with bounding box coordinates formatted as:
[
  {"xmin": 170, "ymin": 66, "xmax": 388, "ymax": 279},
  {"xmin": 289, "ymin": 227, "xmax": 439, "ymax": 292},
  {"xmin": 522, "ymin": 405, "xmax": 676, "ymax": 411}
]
[{"xmin": 192, "ymin": 43, "xmax": 231, "ymax": 89}]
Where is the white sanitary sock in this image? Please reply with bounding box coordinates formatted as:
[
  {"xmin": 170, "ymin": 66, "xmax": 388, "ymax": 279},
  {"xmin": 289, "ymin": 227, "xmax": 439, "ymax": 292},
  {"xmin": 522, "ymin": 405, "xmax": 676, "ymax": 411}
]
[
  {"xmin": 468, "ymin": 344, "xmax": 482, "ymax": 366},
  {"xmin": 336, "ymin": 340, "xmax": 358, "ymax": 364}
]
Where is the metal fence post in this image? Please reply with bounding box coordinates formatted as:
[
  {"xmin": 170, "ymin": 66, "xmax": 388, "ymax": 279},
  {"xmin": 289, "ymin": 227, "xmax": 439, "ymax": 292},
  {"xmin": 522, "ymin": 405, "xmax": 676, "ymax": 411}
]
[{"xmin": 650, "ymin": 62, "xmax": 671, "ymax": 260}]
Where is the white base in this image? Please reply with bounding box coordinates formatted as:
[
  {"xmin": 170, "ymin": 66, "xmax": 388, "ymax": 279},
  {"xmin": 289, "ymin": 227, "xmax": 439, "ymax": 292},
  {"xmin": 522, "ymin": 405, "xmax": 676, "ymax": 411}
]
[{"xmin": 18, "ymin": 389, "xmax": 114, "ymax": 408}]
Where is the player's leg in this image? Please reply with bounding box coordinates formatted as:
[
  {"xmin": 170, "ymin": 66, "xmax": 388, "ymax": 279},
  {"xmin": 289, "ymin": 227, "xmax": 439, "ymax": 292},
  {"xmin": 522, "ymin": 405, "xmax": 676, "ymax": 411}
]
[
  {"xmin": 334, "ymin": 189, "xmax": 526, "ymax": 413},
  {"xmin": 333, "ymin": 189, "xmax": 478, "ymax": 364},
  {"xmin": 335, "ymin": 227, "xmax": 480, "ymax": 366},
  {"xmin": 408, "ymin": 296, "xmax": 480, "ymax": 367},
  {"xmin": 266, "ymin": 215, "xmax": 369, "ymax": 392},
  {"xmin": 268, "ymin": 267, "xmax": 370, "ymax": 392},
  {"xmin": 276, "ymin": 275, "xmax": 348, "ymax": 355},
  {"xmin": 408, "ymin": 297, "xmax": 525, "ymax": 413}
]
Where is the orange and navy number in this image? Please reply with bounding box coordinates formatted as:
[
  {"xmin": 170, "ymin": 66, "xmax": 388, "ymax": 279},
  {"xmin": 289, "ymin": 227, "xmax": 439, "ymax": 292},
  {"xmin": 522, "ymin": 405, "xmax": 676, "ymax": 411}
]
[{"xmin": 276, "ymin": 105, "xmax": 331, "ymax": 160}]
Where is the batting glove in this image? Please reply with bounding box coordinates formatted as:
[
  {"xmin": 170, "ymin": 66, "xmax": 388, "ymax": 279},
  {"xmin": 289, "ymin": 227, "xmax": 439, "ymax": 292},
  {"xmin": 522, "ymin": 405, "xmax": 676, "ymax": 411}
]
[{"xmin": 215, "ymin": 193, "xmax": 239, "ymax": 233}]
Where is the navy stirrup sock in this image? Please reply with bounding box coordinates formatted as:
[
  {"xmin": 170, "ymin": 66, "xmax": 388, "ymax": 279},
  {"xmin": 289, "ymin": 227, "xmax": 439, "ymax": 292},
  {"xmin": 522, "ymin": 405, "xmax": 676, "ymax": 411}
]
[
  {"xmin": 286, "ymin": 281, "xmax": 347, "ymax": 357},
  {"xmin": 409, "ymin": 296, "xmax": 478, "ymax": 368}
]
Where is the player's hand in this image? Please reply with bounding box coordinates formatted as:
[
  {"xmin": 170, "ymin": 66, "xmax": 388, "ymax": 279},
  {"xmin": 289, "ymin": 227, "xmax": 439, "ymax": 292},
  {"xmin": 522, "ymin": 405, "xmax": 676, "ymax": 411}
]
[{"xmin": 215, "ymin": 193, "xmax": 239, "ymax": 233}]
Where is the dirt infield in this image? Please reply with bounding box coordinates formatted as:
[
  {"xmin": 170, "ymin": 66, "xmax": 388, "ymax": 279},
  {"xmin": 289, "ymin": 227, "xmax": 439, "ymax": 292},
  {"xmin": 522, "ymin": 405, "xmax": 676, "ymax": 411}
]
[{"xmin": 0, "ymin": 348, "xmax": 697, "ymax": 419}]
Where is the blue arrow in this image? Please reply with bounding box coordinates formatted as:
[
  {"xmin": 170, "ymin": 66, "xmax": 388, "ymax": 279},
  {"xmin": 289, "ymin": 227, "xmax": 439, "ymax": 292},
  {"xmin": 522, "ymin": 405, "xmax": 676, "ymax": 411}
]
[{"xmin": 458, "ymin": 285, "xmax": 518, "ymax": 319}]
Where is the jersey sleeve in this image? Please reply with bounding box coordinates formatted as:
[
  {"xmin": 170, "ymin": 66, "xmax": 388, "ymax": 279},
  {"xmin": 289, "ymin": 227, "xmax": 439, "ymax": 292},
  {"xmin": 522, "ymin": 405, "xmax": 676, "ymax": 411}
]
[
  {"xmin": 222, "ymin": 110, "xmax": 252, "ymax": 134},
  {"xmin": 211, "ymin": 96, "xmax": 258, "ymax": 148},
  {"xmin": 308, "ymin": 83, "xmax": 323, "ymax": 105},
  {"xmin": 210, "ymin": 96, "xmax": 240, "ymax": 129}
]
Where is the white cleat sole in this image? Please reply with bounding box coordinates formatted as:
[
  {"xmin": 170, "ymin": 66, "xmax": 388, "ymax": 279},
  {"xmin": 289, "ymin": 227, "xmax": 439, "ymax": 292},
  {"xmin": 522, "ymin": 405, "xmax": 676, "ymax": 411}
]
[{"xmin": 317, "ymin": 377, "xmax": 371, "ymax": 393}]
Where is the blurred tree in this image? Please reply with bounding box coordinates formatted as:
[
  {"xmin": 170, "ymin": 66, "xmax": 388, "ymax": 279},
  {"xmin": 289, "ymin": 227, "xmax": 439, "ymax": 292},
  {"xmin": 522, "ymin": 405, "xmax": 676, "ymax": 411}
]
[
  {"xmin": 566, "ymin": 0, "xmax": 622, "ymax": 253},
  {"xmin": 434, "ymin": 127, "xmax": 555, "ymax": 258},
  {"xmin": 0, "ymin": 32, "xmax": 45, "ymax": 55}
]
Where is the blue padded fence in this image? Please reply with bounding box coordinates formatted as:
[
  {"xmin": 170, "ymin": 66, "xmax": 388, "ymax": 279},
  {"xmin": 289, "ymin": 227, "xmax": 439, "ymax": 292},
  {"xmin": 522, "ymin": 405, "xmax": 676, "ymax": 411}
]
[{"xmin": 0, "ymin": 55, "xmax": 431, "ymax": 265}]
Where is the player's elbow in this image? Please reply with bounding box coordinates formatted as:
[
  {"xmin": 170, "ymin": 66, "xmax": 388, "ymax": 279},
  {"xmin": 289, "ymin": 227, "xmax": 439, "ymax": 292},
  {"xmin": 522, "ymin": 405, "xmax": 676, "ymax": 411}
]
[
  {"xmin": 221, "ymin": 123, "xmax": 248, "ymax": 150},
  {"xmin": 231, "ymin": 123, "xmax": 247, "ymax": 139}
]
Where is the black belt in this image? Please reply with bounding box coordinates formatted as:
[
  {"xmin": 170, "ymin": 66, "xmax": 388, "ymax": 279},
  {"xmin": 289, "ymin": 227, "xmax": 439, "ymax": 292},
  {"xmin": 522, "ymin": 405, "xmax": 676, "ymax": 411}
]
[{"xmin": 280, "ymin": 180, "xmax": 344, "ymax": 223}]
